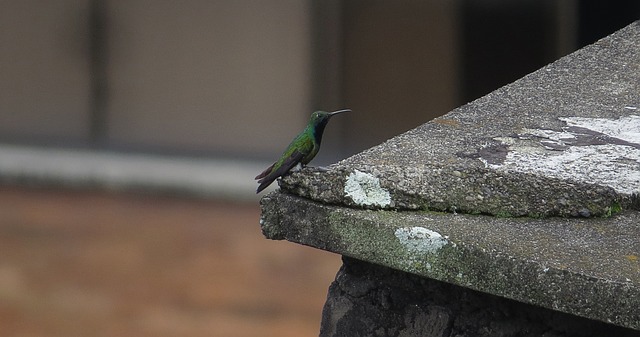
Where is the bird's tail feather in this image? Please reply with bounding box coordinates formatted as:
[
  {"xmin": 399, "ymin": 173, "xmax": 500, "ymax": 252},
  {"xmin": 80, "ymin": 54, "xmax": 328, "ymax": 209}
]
[
  {"xmin": 255, "ymin": 163, "xmax": 275, "ymax": 180},
  {"xmin": 255, "ymin": 151, "xmax": 305, "ymax": 193},
  {"xmin": 256, "ymin": 175, "xmax": 278, "ymax": 193}
]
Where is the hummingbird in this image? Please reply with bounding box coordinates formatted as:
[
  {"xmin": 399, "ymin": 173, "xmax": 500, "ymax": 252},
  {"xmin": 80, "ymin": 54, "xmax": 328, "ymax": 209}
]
[{"xmin": 255, "ymin": 109, "xmax": 350, "ymax": 193}]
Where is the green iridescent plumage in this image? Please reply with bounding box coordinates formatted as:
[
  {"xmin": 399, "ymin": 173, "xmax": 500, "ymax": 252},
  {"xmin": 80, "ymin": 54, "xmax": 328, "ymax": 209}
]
[{"xmin": 255, "ymin": 109, "xmax": 350, "ymax": 193}]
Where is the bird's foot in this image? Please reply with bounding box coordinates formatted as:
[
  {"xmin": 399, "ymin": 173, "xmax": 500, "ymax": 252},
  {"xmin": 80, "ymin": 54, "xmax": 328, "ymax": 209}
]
[
  {"xmin": 289, "ymin": 163, "xmax": 304, "ymax": 172},
  {"xmin": 291, "ymin": 165, "xmax": 331, "ymax": 173},
  {"xmin": 308, "ymin": 165, "xmax": 330, "ymax": 172}
]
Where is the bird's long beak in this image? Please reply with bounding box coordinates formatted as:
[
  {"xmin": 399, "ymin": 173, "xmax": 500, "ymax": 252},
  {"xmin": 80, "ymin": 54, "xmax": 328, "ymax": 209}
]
[{"xmin": 329, "ymin": 109, "xmax": 351, "ymax": 116}]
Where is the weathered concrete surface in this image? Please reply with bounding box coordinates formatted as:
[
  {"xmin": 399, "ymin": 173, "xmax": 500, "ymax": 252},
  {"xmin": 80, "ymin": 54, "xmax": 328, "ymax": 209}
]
[
  {"xmin": 280, "ymin": 21, "xmax": 640, "ymax": 217},
  {"xmin": 320, "ymin": 257, "xmax": 639, "ymax": 337},
  {"xmin": 260, "ymin": 192, "xmax": 640, "ymax": 330},
  {"xmin": 260, "ymin": 22, "xmax": 640, "ymax": 332}
]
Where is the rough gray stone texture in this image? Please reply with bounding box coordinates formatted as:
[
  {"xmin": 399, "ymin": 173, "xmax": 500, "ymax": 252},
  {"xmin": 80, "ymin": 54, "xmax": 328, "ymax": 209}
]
[
  {"xmin": 320, "ymin": 257, "xmax": 639, "ymax": 337},
  {"xmin": 260, "ymin": 192, "xmax": 640, "ymax": 330},
  {"xmin": 260, "ymin": 22, "xmax": 640, "ymax": 333},
  {"xmin": 279, "ymin": 21, "xmax": 640, "ymax": 217}
]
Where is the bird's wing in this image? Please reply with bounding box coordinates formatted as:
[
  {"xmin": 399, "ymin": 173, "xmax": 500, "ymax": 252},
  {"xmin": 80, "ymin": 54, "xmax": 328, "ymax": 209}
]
[{"xmin": 256, "ymin": 150, "xmax": 305, "ymax": 193}]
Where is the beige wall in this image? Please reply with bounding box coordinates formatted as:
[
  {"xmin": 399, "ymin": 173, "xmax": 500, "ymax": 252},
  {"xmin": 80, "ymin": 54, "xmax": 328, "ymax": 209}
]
[
  {"xmin": 0, "ymin": 1, "xmax": 460, "ymax": 161},
  {"xmin": 0, "ymin": 1, "xmax": 312, "ymax": 157},
  {"xmin": 107, "ymin": 1, "xmax": 311, "ymax": 157},
  {"xmin": 0, "ymin": 1, "xmax": 91, "ymax": 142}
]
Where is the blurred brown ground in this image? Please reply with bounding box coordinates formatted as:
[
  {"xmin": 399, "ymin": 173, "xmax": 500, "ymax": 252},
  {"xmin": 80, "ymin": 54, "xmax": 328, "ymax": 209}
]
[{"xmin": 0, "ymin": 186, "xmax": 341, "ymax": 337}]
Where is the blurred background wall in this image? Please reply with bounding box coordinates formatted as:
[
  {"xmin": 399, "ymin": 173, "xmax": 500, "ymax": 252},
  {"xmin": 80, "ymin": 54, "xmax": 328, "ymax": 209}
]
[
  {"xmin": 0, "ymin": 0, "xmax": 638, "ymax": 177},
  {"xmin": 0, "ymin": 2, "xmax": 638, "ymax": 336}
]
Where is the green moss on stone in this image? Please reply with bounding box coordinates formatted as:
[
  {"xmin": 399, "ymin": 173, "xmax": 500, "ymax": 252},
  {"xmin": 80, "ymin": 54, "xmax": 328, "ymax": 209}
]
[
  {"xmin": 607, "ymin": 201, "xmax": 623, "ymax": 216},
  {"xmin": 495, "ymin": 211, "xmax": 514, "ymax": 218}
]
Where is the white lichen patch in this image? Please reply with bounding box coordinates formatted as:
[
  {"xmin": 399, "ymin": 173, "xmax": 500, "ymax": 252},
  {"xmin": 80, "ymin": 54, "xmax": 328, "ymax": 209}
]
[
  {"xmin": 394, "ymin": 227, "xmax": 448, "ymax": 254},
  {"xmin": 560, "ymin": 115, "xmax": 640, "ymax": 144},
  {"xmin": 344, "ymin": 169, "xmax": 391, "ymax": 207},
  {"xmin": 489, "ymin": 115, "xmax": 640, "ymax": 195}
]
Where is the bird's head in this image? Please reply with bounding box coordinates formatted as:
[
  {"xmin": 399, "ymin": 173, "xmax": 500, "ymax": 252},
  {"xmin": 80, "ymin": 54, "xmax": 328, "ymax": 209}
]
[{"xmin": 310, "ymin": 109, "xmax": 350, "ymax": 127}]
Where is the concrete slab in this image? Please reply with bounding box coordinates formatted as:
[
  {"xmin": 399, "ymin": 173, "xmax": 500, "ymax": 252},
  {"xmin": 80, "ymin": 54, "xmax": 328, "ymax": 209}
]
[
  {"xmin": 279, "ymin": 21, "xmax": 640, "ymax": 217},
  {"xmin": 260, "ymin": 192, "xmax": 640, "ymax": 330},
  {"xmin": 260, "ymin": 21, "xmax": 640, "ymax": 331}
]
